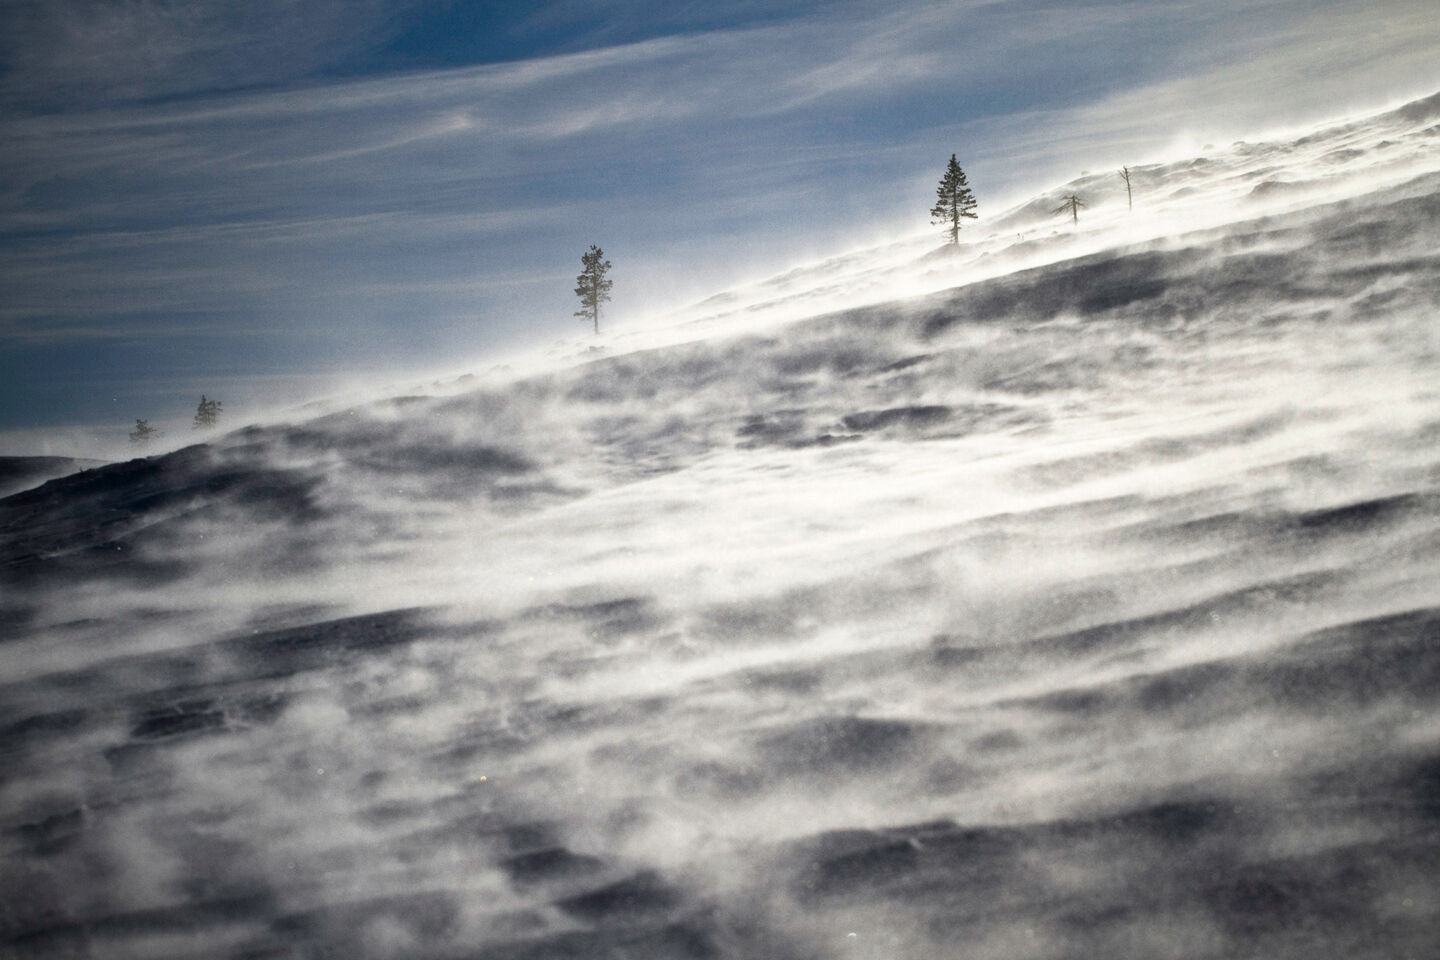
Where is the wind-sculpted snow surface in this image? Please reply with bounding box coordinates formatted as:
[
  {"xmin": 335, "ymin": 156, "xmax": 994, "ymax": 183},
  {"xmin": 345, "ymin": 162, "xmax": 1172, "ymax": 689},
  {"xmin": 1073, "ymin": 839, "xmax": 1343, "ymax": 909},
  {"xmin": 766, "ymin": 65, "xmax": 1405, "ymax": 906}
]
[
  {"xmin": 0, "ymin": 458, "xmax": 107, "ymax": 500},
  {"xmin": 4, "ymin": 109, "xmax": 1440, "ymax": 960},
  {"xmin": 659, "ymin": 89, "xmax": 1440, "ymax": 341}
]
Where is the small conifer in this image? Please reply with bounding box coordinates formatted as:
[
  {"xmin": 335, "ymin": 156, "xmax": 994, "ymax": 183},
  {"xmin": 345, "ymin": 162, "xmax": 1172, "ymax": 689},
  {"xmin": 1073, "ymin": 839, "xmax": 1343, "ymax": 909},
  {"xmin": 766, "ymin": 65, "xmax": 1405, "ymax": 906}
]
[
  {"xmin": 573, "ymin": 245, "xmax": 613, "ymax": 335},
  {"xmin": 930, "ymin": 155, "xmax": 978, "ymax": 244},
  {"xmin": 192, "ymin": 395, "xmax": 223, "ymax": 430},
  {"xmin": 129, "ymin": 419, "xmax": 157, "ymax": 445}
]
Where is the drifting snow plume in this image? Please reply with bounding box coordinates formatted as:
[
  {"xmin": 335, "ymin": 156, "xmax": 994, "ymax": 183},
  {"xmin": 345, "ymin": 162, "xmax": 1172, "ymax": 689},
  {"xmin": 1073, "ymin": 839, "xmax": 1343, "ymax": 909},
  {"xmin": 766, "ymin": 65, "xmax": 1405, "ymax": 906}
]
[
  {"xmin": 3, "ymin": 91, "xmax": 1440, "ymax": 960},
  {"xmin": 624, "ymin": 89, "xmax": 1440, "ymax": 352}
]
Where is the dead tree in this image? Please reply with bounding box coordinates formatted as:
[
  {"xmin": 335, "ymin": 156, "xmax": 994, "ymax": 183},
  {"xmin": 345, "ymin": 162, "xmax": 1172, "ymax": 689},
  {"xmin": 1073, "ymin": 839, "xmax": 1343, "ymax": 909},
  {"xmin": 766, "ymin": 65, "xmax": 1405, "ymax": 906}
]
[
  {"xmin": 1120, "ymin": 166, "xmax": 1133, "ymax": 211},
  {"xmin": 1054, "ymin": 194, "xmax": 1086, "ymax": 225}
]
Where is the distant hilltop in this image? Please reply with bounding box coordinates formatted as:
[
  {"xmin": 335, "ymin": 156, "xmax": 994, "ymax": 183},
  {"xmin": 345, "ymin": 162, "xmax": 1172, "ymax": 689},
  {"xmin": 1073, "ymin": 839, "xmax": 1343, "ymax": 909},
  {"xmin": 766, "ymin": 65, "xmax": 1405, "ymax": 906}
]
[{"xmin": 0, "ymin": 456, "xmax": 108, "ymax": 499}]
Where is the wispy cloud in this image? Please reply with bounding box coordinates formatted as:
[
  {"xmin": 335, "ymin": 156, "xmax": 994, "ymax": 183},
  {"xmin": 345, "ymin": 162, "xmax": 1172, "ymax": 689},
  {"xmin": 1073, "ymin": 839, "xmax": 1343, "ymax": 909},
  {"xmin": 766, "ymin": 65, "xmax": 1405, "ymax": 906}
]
[
  {"xmin": 0, "ymin": 0, "xmax": 414, "ymax": 108},
  {"xmin": 941, "ymin": 0, "xmax": 1440, "ymax": 203},
  {"xmin": 3, "ymin": 0, "xmax": 1440, "ymax": 434}
]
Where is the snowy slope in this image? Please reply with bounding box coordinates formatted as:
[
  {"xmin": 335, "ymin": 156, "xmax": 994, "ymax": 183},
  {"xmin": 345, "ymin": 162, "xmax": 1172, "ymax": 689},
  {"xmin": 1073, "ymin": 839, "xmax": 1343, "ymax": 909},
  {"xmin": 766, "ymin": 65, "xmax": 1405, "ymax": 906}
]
[
  {"xmin": 2, "ymin": 92, "xmax": 1440, "ymax": 960},
  {"xmin": 632, "ymin": 88, "xmax": 1440, "ymax": 344},
  {"xmin": 0, "ymin": 457, "xmax": 107, "ymax": 499}
]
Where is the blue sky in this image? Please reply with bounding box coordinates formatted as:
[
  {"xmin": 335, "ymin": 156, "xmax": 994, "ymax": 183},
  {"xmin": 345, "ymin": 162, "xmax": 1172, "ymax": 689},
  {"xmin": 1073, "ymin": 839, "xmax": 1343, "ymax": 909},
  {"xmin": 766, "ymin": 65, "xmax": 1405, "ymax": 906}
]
[{"xmin": 3, "ymin": 0, "xmax": 1440, "ymax": 450}]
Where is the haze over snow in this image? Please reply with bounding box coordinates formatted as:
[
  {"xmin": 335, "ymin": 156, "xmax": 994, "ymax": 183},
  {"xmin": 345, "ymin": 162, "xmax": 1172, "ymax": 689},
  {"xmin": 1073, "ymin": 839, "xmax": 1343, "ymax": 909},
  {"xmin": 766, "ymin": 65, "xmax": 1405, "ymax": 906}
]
[
  {"xmin": 4, "ymin": 0, "xmax": 1440, "ymax": 445},
  {"xmin": 2, "ymin": 88, "xmax": 1440, "ymax": 959}
]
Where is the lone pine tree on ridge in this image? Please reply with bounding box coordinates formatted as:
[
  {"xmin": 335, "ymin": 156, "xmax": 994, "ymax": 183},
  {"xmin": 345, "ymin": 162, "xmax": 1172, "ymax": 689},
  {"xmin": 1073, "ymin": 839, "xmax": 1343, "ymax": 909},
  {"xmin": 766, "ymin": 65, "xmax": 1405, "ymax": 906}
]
[
  {"xmin": 931, "ymin": 154, "xmax": 978, "ymax": 244},
  {"xmin": 574, "ymin": 245, "xmax": 613, "ymax": 336},
  {"xmin": 192, "ymin": 395, "xmax": 222, "ymax": 431},
  {"xmin": 129, "ymin": 419, "xmax": 157, "ymax": 446}
]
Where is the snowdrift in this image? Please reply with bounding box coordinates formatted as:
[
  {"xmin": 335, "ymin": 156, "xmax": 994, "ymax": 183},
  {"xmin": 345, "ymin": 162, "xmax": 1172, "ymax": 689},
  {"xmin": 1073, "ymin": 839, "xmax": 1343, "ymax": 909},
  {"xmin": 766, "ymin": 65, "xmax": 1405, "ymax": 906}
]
[{"xmin": 3, "ymin": 93, "xmax": 1440, "ymax": 960}]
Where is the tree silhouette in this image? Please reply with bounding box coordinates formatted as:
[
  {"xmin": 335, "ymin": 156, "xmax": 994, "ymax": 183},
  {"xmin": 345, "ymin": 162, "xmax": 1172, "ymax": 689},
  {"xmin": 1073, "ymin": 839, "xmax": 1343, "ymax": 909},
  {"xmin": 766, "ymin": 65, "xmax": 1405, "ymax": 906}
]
[
  {"xmin": 930, "ymin": 155, "xmax": 978, "ymax": 244},
  {"xmin": 192, "ymin": 395, "xmax": 223, "ymax": 431},
  {"xmin": 1120, "ymin": 166, "xmax": 1133, "ymax": 211},
  {"xmin": 129, "ymin": 419, "xmax": 158, "ymax": 446},
  {"xmin": 1054, "ymin": 194, "xmax": 1086, "ymax": 225},
  {"xmin": 573, "ymin": 245, "xmax": 613, "ymax": 335}
]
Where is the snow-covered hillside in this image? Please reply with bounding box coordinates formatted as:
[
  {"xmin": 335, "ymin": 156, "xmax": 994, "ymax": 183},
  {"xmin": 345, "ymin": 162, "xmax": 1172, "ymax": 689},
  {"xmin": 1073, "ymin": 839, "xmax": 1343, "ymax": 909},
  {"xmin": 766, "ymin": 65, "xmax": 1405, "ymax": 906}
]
[
  {"xmin": 0, "ymin": 458, "xmax": 108, "ymax": 500},
  {"xmin": 619, "ymin": 88, "xmax": 1440, "ymax": 346},
  {"xmin": 3, "ymin": 91, "xmax": 1440, "ymax": 960}
]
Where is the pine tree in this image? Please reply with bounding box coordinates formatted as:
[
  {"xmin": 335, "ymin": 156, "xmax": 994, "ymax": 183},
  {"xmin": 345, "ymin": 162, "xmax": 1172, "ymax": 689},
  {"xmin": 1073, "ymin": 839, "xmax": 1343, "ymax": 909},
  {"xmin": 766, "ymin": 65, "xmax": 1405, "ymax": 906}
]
[
  {"xmin": 1054, "ymin": 194, "xmax": 1086, "ymax": 225},
  {"xmin": 192, "ymin": 395, "xmax": 223, "ymax": 431},
  {"xmin": 573, "ymin": 245, "xmax": 613, "ymax": 335},
  {"xmin": 129, "ymin": 419, "xmax": 158, "ymax": 446},
  {"xmin": 930, "ymin": 155, "xmax": 978, "ymax": 245}
]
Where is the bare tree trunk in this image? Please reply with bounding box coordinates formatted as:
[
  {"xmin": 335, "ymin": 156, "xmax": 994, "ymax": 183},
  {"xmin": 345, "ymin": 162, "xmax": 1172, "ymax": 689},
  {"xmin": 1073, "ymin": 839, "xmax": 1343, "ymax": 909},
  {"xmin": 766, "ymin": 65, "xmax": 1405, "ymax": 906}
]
[
  {"xmin": 1054, "ymin": 195, "xmax": 1085, "ymax": 224},
  {"xmin": 1120, "ymin": 166, "xmax": 1133, "ymax": 211}
]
